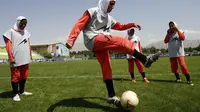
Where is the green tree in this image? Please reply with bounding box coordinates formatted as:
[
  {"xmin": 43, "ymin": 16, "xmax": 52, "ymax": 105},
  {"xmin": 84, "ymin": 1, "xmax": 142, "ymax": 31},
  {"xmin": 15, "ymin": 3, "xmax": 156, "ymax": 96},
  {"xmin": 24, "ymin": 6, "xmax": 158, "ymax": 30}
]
[
  {"xmin": 149, "ymin": 46, "xmax": 156, "ymax": 53},
  {"xmin": 142, "ymin": 47, "xmax": 148, "ymax": 54},
  {"xmin": 160, "ymin": 48, "xmax": 166, "ymax": 54},
  {"xmin": 188, "ymin": 47, "xmax": 193, "ymax": 52},
  {"xmin": 194, "ymin": 44, "xmax": 200, "ymax": 51},
  {"xmin": 41, "ymin": 51, "xmax": 53, "ymax": 58}
]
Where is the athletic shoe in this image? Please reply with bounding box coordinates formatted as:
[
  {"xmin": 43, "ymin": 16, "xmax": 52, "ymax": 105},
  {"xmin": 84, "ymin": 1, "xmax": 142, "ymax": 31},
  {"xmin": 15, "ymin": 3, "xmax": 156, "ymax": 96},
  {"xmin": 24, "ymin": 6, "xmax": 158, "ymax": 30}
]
[
  {"xmin": 143, "ymin": 78, "xmax": 150, "ymax": 83},
  {"xmin": 144, "ymin": 51, "xmax": 162, "ymax": 68},
  {"xmin": 20, "ymin": 91, "xmax": 33, "ymax": 96},
  {"xmin": 107, "ymin": 96, "xmax": 120, "ymax": 106},
  {"xmin": 13, "ymin": 94, "xmax": 21, "ymax": 101}
]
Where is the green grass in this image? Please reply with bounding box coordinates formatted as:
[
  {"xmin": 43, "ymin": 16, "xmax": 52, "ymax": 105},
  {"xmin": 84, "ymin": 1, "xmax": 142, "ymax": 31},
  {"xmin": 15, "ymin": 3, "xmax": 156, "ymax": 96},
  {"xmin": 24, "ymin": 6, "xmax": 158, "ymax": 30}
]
[
  {"xmin": 0, "ymin": 56, "xmax": 200, "ymax": 112},
  {"xmin": 0, "ymin": 48, "xmax": 8, "ymax": 59},
  {"xmin": 0, "ymin": 48, "xmax": 6, "ymax": 52},
  {"xmin": 0, "ymin": 55, "xmax": 8, "ymax": 59}
]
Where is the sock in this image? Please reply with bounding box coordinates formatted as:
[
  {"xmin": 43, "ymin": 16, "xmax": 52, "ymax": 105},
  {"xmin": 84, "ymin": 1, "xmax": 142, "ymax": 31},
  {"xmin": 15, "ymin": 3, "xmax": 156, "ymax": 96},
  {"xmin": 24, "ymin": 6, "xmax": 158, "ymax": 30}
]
[
  {"xmin": 175, "ymin": 73, "xmax": 180, "ymax": 80},
  {"xmin": 104, "ymin": 79, "xmax": 115, "ymax": 97},
  {"xmin": 133, "ymin": 50, "xmax": 147, "ymax": 64},
  {"xmin": 130, "ymin": 72, "xmax": 135, "ymax": 79},
  {"xmin": 11, "ymin": 82, "xmax": 19, "ymax": 96},
  {"xmin": 140, "ymin": 72, "xmax": 146, "ymax": 79},
  {"xmin": 19, "ymin": 80, "xmax": 26, "ymax": 94},
  {"xmin": 185, "ymin": 74, "xmax": 191, "ymax": 81}
]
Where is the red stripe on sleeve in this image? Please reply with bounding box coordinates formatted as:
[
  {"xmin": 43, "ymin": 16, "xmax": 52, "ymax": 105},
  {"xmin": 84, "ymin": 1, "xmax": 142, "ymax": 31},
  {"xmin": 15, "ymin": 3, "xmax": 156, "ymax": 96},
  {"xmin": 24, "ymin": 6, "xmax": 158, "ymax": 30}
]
[
  {"xmin": 28, "ymin": 39, "xmax": 32, "ymax": 60},
  {"xmin": 3, "ymin": 36, "xmax": 15, "ymax": 62},
  {"xmin": 178, "ymin": 32, "xmax": 185, "ymax": 40},
  {"xmin": 67, "ymin": 11, "xmax": 91, "ymax": 47},
  {"xmin": 111, "ymin": 22, "xmax": 136, "ymax": 31}
]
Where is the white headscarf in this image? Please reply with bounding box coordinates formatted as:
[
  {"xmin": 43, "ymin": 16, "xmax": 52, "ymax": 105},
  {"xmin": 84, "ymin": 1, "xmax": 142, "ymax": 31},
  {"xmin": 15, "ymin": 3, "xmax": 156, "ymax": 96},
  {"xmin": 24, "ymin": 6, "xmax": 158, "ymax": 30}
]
[
  {"xmin": 13, "ymin": 16, "xmax": 26, "ymax": 31},
  {"xmin": 171, "ymin": 21, "xmax": 184, "ymax": 33},
  {"xmin": 171, "ymin": 21, "xmax": 178, "ymax": 27},
  {"xmin": 97, "ymin": 0, "xmax": 116, "ymax": 23},
  {"xmin": 127, "ymin": 28, "xmax": 135, "ymax": 40}
]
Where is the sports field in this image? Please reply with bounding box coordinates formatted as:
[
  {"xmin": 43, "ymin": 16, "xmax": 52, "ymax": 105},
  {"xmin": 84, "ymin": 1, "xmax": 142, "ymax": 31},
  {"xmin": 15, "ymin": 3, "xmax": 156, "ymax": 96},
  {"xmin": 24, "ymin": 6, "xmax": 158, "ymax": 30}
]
[{"xmin": 0, "ymin": 56, "xmax": 200, "ymax": 112}]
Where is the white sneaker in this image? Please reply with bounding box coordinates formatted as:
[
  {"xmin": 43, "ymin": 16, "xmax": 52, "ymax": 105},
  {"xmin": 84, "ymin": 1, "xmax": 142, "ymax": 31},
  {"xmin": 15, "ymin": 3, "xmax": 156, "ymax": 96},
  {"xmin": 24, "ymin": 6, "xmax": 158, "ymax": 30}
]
[
  {"xmin": 13, "ymin": 94, "xmax": 21, "ymax": 101},
  {"xmin": 107, "ymin": 96, "xmax": 120, "ymax": 105},
  {"xmin": 20, "ymin": 91, "xmax": 33, "ymax": 96},
  {"xmin": 187, "ymin": 81, "xmax": 194, "ymax": 86}
]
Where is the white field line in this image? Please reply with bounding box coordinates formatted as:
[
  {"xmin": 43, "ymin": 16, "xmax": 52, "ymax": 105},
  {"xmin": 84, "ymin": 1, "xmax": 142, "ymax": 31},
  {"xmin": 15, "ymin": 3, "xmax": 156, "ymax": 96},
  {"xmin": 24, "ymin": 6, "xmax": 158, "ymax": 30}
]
[
  {"xmin": 0, "ymin": 73, "xmax": 198, "ymax": 79},
  {"xmin": 0, "ymin": 72, "xmax": 199, "ymax": 79}
]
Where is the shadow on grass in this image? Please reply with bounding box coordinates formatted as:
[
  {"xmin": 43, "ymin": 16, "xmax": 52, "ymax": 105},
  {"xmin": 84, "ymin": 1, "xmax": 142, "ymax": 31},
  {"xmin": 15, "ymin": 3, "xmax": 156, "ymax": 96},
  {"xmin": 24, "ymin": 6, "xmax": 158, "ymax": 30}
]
[
  {"xmin": 0, "ymin": 91, "xmax": 12, "ymax": 98},
  {"xmin": 47, "ymin": 97, "xmax": 132, "ymax": 112},
  {"xmin": 113, "ymin": 77, "xmax": 188, "ymax": 84},
  {"xmin": 113, "ymin": 78, "xmax": 131, "ymax": 82},
  {"xmin": 148, "ymin": 79, "xmax": 185, "ymax": 84}
]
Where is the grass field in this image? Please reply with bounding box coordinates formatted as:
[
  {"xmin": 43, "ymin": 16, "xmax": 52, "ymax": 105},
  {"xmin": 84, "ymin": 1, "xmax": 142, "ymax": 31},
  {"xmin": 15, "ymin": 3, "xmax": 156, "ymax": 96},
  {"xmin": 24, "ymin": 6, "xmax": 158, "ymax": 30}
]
[
  {"xmin": 0, "ymin": 56, "xmax": 200, "ymax": 112},
  {"xmin": 0, "ymin": 48, "xmax": 8, "ymax": 59},
  {"xmin": 0, "ymin": 48, "xmax": 6, "ymax": 52}
]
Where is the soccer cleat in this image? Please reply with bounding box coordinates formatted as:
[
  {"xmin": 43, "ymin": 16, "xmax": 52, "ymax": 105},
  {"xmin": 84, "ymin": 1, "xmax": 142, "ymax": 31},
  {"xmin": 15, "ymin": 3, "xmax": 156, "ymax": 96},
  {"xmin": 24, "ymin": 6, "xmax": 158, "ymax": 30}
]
[
  {"xmin": 107, "ymin": 96, "xmax": 120, "ymax": 106},
  {"xmin": 176, "ymin": 79, "xmax": 181, "ymax": 82},
  {"xmin": 13, "ymin": 94, "xmax": 21, "ymax": 101},
  {"xmin": 187, "ymin": 81, "xmax": 194, "ymax": 86},
  {"xmin": 144, "ymin": 51, "xmax": 162, "ymax": 68},
  {"xmin": 20, "ymin": 91, "xmax": 33, "ymax": 96},
  {"xmin": 131, "ymin": 79, "xmax": 136, "ymax": 83},
  {"xmin": 143, "ymin": 78, "xmax": 150, "ymax": 83}
]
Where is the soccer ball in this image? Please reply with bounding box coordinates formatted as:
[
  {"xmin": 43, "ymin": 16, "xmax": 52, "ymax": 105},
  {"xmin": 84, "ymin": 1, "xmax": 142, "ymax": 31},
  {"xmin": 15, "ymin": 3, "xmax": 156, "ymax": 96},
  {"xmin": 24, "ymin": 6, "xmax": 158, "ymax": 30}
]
[{"xmin": 120, "ymin": 90, "xmax": 139, "ymax": 110}]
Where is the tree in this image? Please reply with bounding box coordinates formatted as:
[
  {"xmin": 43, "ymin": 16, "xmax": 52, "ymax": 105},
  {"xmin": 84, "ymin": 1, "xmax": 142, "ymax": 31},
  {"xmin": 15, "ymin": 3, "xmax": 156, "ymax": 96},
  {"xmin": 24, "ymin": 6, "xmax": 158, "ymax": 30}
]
[
  {"xmin": 188, "ymin": 47, "xmax": 193, "ymax": 52},
  {"xmin": 69, "ymin": 51, "xmax": 76, "ymax": 57},
  {"xmin": 149, "ymin": 46, "xmax": 156, "ymax": 54},
  {"xmin": 142, "ymin": 47, "xmax": 148, "ymax": 54},
  {"xmin": 194, "ymin": 44, "xmax": 200, "ymax": 51},
  {"xmin": 160, "ymin": 48, "xmax": 166, "ymax": 54},
  {"xmin": 184, "ymin": 48, "xmax": 189, "ymax": 52},
  {"xmin": 41, "ymin": 51, "xmax": 53, "ymax": 58}
]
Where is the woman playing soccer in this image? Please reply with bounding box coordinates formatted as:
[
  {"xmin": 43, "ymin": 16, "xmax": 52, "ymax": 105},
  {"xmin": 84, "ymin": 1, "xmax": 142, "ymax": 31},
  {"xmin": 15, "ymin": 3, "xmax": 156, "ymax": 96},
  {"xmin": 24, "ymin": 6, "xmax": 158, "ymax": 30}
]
[{"xmin": 66, "ymin": 0, "xmax": 161, "ymax": 105}]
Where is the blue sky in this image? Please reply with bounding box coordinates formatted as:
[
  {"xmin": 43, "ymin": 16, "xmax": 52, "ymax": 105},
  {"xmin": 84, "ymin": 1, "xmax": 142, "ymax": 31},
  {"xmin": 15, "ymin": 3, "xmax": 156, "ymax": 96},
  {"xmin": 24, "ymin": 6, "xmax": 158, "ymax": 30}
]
[{"xmin": 0, "ymin": 0, "xmax": 200, "ymax": 47}]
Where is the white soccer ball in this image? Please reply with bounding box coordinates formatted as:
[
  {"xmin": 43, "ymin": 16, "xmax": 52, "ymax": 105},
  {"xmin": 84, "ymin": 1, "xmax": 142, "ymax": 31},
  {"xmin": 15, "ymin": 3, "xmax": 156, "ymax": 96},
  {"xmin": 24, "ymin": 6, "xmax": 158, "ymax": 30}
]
[{"xmin": 120, "ymin": 90, "xmax": 139, "ymax": 110}]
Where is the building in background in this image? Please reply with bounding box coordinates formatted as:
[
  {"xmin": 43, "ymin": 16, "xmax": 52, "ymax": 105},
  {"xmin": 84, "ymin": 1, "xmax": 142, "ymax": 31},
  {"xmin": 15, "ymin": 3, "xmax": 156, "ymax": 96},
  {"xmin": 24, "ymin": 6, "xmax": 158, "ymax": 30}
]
[
  {"xmin": 31, "ymin": 42, "xmax": 69, "ymax": 57},
  {"xmin": 0, "ymin": 42, "xmax": 69, "ymax": 59}
]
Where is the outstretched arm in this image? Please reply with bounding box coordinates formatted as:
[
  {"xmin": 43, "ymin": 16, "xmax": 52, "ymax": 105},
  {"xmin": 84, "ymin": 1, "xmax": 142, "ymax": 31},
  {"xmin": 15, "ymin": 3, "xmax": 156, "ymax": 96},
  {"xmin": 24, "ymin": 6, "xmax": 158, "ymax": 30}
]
[
  {"xmin": 111, "ymin": 22, "xmax": 141, "ymax": 31},
  {"xmin": 66, "ymin": 11, "xmax": 91, "ymax": 49}
]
